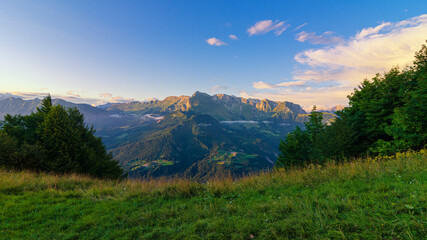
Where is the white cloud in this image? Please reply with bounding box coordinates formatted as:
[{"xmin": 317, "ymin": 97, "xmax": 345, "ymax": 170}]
[
  {"xmin": 247, "ymin": 20, "xmax": 290, "ymax": 36},
  {"xmin": 229, "ymin": 34, "xmax": 238, "ymax": 40},
  {"xmin": 245, "ymin": 14, "xmax": 427, "ymax": 107},
  {"xmin": 294, "ymin": 23, "xmax": 307, "ymax": 31},
  {"xmin": 253, "ymin": 80, "xmax": 307, "ymax": 89},
  {"xmin": 253, "ymin": 81, "xmax": 275, "ymax": 89},
  {"xmin": 296, "ymin": 31, "xmax": 343, "ymax": 45},
  {"xmin": 240, "ymin": 84, "xmax": 353, "ymax": 106},
  {"xmin": 294, "ymin": 14, "xmax": 427, "ymax": 86},
  {"xmin": 276, "ymin": 80, "xmax": 307, "ymax": 87},
  {"xmin": 206, "ymin": 37, "xmax": 227, "ymax": 46},
  {"xmin": 355, "ymin": 22, "xmax": 391, "ymax": 39}
]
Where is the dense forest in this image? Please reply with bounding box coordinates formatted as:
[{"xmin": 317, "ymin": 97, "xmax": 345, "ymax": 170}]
[
  {"xmin": 277, "ymin": 42, "xmax": 427, "ymax": 168},
  {"xmin": 0, "ymin": 96, "xmax": 124, "ymax": 179}
]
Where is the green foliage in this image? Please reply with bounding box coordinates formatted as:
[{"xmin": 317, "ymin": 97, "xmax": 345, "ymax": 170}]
[
  {"xmin": 0, "ymin": 131, "xmax": 18, "ymax": 167},
  {"xmin": 320, "ymin": 113, "xmax": 356, "ymax": 158},
  {"xmin": 1, "ymin": 150, "xmax": 425, "ymax": 239},
  {"xmin": 277, "ymin": 127, "xmax": 310, "ymax": 168},
  {"xmin": 304, "ymin": 106, "xmax": 324, "ymax": 138},
  {"xmin": 385, "ymin": 46, "xmax": 427, "ymax": 151},
  {"xmin": 343, "ymin": 42, "xmax": 427, "ymax": 155},
  {"xmin": 277, "ymin": 107, "xmax": 326, "ymax": 168},
  {"xmin": 278, "ymin": 42, "xmax": 427, "ymax": 165},
  {"xmin": 0, "ymin": 96, "xmax": 123, "ymax": 179}
]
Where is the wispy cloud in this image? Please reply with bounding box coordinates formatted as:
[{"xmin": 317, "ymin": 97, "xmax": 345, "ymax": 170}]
[
  {"xmin": 1, "ymin": 91, "xmax": 99, "ymax": 105},
  {"xmin": 294, "ymin": 23, "xmax": 307, "ymax": 31},
  {"xmin": 253, "ymin": 82, "xmax": 275, "ymax": 89},
  {"xmin": 206, "ymin": 37, "xmax": 227, "ymax": 46},
  {"xmin": 253, "ymin": 80, "xmax": 307, "ymax": 89},
  {"xmin": 99, "ymin": 93, "xmax": 113, "ymax": 98},
  {"xmin": 0, "ymin": 92, "xmax": 20, "ymax": 100},
  {"xmin": 294, "ymin": 14, "xmax": 427, "ymax": 86},
  {"xmin": 240, "ymin": 84, "xmax": 353, "ymax": 106},
  {"xmin": 110, "ymin": 96, "xmax": 133, "ymax": 102},
  {"xmin": 276, "ymin": 80, "xmax": 307, "ymax": 87},
  {"xmin": 244, "ymin": 14, "xmax": 427, "ymax": 107},
  {"xmin": 229, "ymin": 34, "xmax": 238, "ymax": 40},
  {"xmin": 66, "ymin": 90, "xmax": 80, "ymax": 97},
  {"xmin": 296, "ymin": 31, "xmax": 343, "ymax": 45},
  {"xmin": 211, "ymin": 85, "xmax": 228, "ymax": 93},
  {"xmin": 302, "ymin": 104, "xmax": 346, "ymax": 113},
  {"xmin": 144, "ymin": 97, "xmax": 158, "ymax": 102},
  {"xmin": 1, "ymin": 91, "xmax": 136, "ymax": 106},
  {"xmin": 247, "ymin": 20, "xmax": 290, "ymax": 36},
  {"xmin": 2, "ymin": 91, "xmax": 50, "ymax": 100},
  {"xmin": 354, "ymin": 22, "xmax": 391, "ymax": 39},
  {"xmin": 98, "ymin": 93, "xmax": 135, "ymax": 104}
]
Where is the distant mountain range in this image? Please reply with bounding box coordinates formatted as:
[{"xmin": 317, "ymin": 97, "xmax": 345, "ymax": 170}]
[{"xmin": 0, "ymin": 92, "xmax": 336, "ymax": 179}]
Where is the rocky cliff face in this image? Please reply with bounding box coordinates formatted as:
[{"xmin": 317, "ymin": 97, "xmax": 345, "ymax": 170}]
[{"xmin": 106, "ymin": 91, "xmax": 307, "ymax": 121}]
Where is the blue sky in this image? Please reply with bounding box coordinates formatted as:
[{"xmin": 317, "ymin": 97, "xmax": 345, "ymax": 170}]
[{"xmin": 1, "ymin": 0, "xmax": 426, "ymax": 108}]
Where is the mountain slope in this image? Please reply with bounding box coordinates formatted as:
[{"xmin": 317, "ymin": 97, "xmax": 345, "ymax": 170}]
[
  {"xmin": 0, "ymin": 97, "xmax": 142, "ymax": 129},
  {"xmin": 103, "ymin": 92, "xmax": 318, "ymax": 178},
  {"xmin": 110, "ymin": 111, "xmax": 291, "ymax": 179},
  {"xmin": 0, "ymin": 92, "xmax": 336, "ymax": 178},
  {"xmin": 106, "ymin": 91, "xmax": 309, "ymax": 121},
  {"xmin": 0, "ymin": 97, "xmax": 42, "ymax": 119}
]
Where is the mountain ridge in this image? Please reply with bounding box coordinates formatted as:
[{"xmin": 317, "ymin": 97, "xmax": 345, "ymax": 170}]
[
  {"xmin": 0, "ymin": 92, "xmax": 336, "ymax": 179},
  {"xmin": 106, "ymin": 91, "xmax": 308, "ymax": 121}
]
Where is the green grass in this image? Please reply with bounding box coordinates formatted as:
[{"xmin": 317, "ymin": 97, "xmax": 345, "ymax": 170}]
[
  {"xmin": 1, "ymin": 150, "xmax": 426, "ymax": 239},
  {"xmin": 128, "ymin": 159, "xmax": 175, "ymax": 171},
  {"xmin": 211, "ymin": 150, "xmax": 258, "ymax": 167}
]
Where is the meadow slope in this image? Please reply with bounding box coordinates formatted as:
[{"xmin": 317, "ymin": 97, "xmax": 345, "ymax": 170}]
[{"xmin": 1, "ymin": 151, "xmax": 426, "ymax": 239}]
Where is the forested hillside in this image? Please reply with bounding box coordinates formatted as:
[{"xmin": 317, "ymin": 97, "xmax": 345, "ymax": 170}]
[{"xmin": 277, "ymin": 42, "xmax": 427, "ymax": 168}]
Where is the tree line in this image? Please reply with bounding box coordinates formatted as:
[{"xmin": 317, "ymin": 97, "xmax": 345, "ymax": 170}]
[
  {"xmin": 0, "ymin": 96, "xmax": 124, "ymax": 179},
  {"xmin": 277, "ymin": 42, "xmax": 426, "ymax": 168}
]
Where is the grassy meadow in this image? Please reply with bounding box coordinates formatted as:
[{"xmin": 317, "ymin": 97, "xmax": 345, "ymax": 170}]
[{"xmin": 1, "ymin": 150, "xmax": 426, "ymax": 239}]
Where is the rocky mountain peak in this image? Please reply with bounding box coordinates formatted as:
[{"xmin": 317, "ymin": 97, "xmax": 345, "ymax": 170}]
[
  {"xmin": 192, "ymin": 91, "xmax": 210, "ymax": 98},
  {"xmin": 256, "ymin": 99, "xmax": 278, "ymax": 112}
]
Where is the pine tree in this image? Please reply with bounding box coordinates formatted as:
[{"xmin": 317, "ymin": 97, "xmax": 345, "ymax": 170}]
[{"xmin": 0, "ymin": 96, "xmax": 124, "ymax": 179}]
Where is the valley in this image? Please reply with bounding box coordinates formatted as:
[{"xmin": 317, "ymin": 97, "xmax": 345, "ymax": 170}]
[{"xmin": 0, "ymin": 92, "xmax": 336, "ymax": 179}]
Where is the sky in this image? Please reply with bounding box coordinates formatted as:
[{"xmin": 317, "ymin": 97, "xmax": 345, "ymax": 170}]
[{"xmin": 1, "ymin": 0, "xmax": 426, "ymax": 108}]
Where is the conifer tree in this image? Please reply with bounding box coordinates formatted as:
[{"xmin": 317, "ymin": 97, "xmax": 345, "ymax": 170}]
[{"xmin": 0, "ymin": 96, "xmax": 124, "ymax": 179}]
